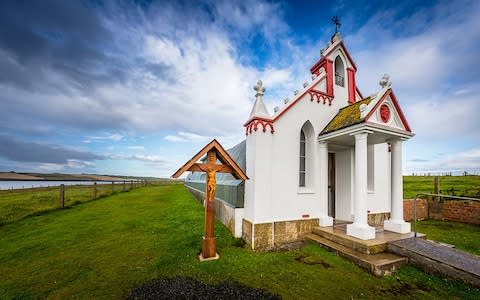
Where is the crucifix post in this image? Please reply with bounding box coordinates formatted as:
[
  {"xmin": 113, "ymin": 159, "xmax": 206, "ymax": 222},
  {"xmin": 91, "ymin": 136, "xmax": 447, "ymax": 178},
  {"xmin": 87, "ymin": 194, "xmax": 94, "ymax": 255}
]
[{"xmin": 203, "ymin": 150, "xmax": 218, "ymax": 258}]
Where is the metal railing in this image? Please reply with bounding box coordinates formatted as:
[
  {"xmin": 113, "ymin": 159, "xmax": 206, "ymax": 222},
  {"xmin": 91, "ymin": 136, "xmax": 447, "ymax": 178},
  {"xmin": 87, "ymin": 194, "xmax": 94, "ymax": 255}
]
[
  {"xmin": 335, "ymin": 74, "xmax": 344, "ymax": 87},
  {"xmin": 412, "ymin": 193, "xmax": 480, "ymax": 237}
]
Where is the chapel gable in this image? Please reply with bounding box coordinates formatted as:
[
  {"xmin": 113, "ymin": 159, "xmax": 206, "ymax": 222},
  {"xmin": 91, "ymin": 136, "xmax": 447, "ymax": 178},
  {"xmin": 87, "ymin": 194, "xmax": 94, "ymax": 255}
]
[{"xmin": 309, "ymin": 33, "xmax": 360, "ymax": 105}]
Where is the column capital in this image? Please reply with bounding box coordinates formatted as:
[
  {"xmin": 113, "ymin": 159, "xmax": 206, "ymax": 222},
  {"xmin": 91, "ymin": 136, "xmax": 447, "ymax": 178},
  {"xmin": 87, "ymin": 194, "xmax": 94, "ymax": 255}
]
[
  {"xmin": 350, "ymin": 129, "xmax": 373, "ymax": 138},
  {"xmin": 318, "ymin": 140, "xmax": 328, "ymax": 148},
  {"xmin": 388, "ymin": 137, "xmax": 408, "ymax": 143}
]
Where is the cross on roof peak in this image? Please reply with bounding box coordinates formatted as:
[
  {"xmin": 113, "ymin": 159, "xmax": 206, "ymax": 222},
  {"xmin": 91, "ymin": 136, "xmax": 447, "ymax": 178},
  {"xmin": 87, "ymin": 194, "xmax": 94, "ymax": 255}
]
[{"xmin": 332, "ymin": 16, "xmax": 341, "ymax": 33}]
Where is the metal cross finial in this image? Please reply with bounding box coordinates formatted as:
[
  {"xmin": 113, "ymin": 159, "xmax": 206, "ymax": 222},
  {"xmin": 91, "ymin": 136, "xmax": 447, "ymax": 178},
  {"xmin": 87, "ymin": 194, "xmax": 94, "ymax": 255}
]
[{"xmin": 332, "ymin": 16, "xmax": 341, "ymax": 33}]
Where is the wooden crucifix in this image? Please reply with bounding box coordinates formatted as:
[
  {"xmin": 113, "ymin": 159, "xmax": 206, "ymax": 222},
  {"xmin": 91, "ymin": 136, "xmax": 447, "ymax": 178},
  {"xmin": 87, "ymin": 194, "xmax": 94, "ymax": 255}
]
[{"xmin": 172, "ymin": 139, "xmax": 248, "ymax": 261}]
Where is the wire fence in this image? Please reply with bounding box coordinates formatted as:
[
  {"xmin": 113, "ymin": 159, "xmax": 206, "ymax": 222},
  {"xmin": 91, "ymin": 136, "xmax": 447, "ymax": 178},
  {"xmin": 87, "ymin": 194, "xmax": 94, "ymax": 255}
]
[{"xmin": 0, "ymin": 180, "xmax": 155, "ymax": 226}]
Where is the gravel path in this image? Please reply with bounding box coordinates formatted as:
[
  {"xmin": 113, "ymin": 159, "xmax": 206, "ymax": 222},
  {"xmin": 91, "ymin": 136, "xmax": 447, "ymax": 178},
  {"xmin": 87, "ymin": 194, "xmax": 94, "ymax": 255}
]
[{"xmin": 127, "ymin": 277, "xmax": 282, "ymax": 300}]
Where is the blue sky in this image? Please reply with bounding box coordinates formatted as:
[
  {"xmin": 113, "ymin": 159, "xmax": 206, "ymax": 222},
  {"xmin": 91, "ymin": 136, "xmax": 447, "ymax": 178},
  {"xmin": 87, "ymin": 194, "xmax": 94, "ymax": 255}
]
[{"xmin": 0, "ymin": 0, "xmax": 479, "ymax": 177}]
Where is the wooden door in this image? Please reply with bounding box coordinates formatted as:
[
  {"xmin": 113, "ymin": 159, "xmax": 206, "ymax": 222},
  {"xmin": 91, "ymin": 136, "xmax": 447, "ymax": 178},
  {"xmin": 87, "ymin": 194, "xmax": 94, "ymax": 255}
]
[{"xmin": 328, "ymin": 153, "xmax": 336, "ymax": 218}]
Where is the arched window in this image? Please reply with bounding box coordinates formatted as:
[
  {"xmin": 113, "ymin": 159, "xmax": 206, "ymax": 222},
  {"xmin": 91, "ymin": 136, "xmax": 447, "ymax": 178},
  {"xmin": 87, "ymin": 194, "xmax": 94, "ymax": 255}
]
[
  {"xmin": 299, "ymin": 121, "xmax": 314, "ymax": 188},
  {"xmin": 334, "ymin": 56, "xmax": 345, "ymax": 87},
  {"xmin": 299, "ymin": 130, "xmax": 306, "ymax": 187}
]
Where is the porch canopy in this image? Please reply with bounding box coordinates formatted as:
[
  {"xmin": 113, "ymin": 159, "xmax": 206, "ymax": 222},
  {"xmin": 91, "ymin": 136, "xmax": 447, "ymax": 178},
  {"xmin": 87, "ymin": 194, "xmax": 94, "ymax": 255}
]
[{"xmin": 317, "ymin": 87, "xmax": 414, "ymax": 240}]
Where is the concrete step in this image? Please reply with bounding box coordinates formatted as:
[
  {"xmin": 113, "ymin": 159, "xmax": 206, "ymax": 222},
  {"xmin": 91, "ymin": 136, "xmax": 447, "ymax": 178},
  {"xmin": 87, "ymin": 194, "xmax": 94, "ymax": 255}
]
[
  {"xmin": 389, "ymin": 238, "xmax": 480, "ymax": 287},
  {"xmin": 312, "ymin": 226, "xmax": 386, "ymax": 254},
  {"xmin": 305, "ymin": 233, "xmax": 408, "ymax": 277}
]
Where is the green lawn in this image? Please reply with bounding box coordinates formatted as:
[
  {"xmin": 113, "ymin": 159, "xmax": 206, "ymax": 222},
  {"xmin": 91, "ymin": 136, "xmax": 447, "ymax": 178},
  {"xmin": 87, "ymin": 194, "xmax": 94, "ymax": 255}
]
[
  {"xmin": 0, "ymin": 182, "xmax": 151, "ymax": 226},
  {"xmin": 403, "ymin": 175, "xmax": 480, "ymax": 199},
  {"xmin": 1, "ymin": 184, "xmax": 478, "ymax": 299},
  {"xmin": 415, "ymin": 219, "xmax": 480, "ymax": 256}
]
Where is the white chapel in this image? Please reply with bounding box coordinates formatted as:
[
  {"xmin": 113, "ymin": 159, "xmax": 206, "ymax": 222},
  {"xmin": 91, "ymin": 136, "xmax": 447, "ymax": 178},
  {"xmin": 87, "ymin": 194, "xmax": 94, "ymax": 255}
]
[{"xmin": 185, "ymin": 31, "xmax": 414, "ymax": 250}]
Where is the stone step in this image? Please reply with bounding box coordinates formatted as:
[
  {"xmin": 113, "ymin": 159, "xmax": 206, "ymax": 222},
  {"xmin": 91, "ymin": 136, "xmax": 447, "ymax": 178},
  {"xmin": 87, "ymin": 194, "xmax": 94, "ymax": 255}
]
[
  {"xmin": 312, "ymin": 226, "xmax": 386, "ymax": 254},
  {"xmin": 305, "ymin": 233, "xmax": 408, "ymax": 277}
]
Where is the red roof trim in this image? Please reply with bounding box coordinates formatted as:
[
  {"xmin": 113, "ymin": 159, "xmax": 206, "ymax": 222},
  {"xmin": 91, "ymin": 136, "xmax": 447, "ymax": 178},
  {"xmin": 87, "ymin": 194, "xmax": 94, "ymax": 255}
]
[
  {"xmin": 365, "ymin": 88, "xmax": 412, "ymax": 132},
  {"xmin": 243, "ymin": 116, "xmax": 272, "ymax": 127},
  {"xmin": 272, "ymin": 75, "xmax": 328, "ymax": 122},
  {"xmin": 309, "ymin": 57, "xmax": 325, "ymax": 74},
  {"xmin": 356, "ymin": 87, "xmax": 364, "ymax": 99}
]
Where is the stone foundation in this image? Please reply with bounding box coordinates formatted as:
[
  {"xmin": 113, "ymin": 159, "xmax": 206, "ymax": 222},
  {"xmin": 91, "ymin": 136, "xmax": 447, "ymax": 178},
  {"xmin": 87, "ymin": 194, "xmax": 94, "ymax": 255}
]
[
  {"xmin": 242, "ymin": 218, "xmax": 319, "ymax": 250},
  {"xmin": 367, "ymin": 212, "xmax": 390, "ymax": 226}
]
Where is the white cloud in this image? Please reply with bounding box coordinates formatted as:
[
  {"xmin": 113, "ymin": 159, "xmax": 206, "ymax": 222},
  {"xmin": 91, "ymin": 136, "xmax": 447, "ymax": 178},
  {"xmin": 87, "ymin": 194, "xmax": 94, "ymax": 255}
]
[
  {"xmin": 144, "ymin": 35, "xmax": 182, "ymax": 65},
  {"xmin": 127, "ymin": 146, "xmax": 145, "ymax": 151},
  {"xmin": 351, "ymin": 1, "xmax": 480, "ymax": 96},
  {"xmin": 84, "ymin": 133, "xmax": 123, "ymax": 143},
  {"xmin": 110, "ymin": 154, "xmax": 166, "ymax": 164},
  {"xmin": 407, "ymin": 147, "xmax": 480, "ymax": 174},
  {"xmin": 405, "ymin": 88, "xmax": 480, "ymax": 140},
  {"xmin": 164, "ymin": 131, "xmax": 210, "ymax": 143}
]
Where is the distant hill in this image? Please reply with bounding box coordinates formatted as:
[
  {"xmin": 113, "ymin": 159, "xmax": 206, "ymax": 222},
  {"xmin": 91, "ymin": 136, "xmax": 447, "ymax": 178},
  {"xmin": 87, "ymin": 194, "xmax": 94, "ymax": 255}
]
[
  {"xmin": 0, "ymin": 172, "xmax": 162, "ymax": 181},
  {"xmin": 0, "ymin": 172, "xmax": 44, "ymax": 180}
]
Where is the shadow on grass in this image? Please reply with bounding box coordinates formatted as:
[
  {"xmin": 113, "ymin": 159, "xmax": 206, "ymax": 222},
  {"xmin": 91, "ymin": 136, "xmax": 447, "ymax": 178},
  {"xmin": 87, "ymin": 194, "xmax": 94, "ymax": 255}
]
[{"xmin": 127, "ymin": 277, "xmax": 281, "ymax": 300}]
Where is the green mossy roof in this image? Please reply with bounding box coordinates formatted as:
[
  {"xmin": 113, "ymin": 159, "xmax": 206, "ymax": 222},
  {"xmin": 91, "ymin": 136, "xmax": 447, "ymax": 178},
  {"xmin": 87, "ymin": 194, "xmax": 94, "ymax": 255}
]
[{"xmin": 321, "ymin": 97, "xmax": 372, "ymax": 135}]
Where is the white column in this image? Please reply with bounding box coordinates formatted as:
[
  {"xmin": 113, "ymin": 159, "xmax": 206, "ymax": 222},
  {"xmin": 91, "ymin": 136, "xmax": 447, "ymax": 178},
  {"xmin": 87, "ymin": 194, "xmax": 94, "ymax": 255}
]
[
  {"xmin": 318, "ymin": 141, "xmax": 333, "ymax": 226},
  {"xmin": 346, "ymin": 132, "xmax": 375, "ymax": 240},
  {"xmin": 384, "ymin": 139, "xmax": 411, "ymax": 233}
]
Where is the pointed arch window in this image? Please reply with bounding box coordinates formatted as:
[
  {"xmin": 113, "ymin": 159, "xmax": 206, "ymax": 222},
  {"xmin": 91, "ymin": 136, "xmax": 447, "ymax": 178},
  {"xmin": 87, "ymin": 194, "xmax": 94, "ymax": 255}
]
[
  {"xmin": 299, "ymin": 130, "xmax": 306, "ymax": 187},
  {"xmin": 334, "ymin": 56, "xmax": 345, "ymax": 87}
]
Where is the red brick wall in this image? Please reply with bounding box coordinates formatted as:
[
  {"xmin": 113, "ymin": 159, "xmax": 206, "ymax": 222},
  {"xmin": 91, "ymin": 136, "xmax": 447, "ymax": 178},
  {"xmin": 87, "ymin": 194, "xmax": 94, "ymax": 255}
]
[
  {"xmin": 403, "ymin": 199, "xmax": 428, "ymax": 221},
  {"xmin": 403, "ymin": 198, "xmax": 480, "ymax": 225},
  {"xmin": 443, "ymin": 200, "xmax": 480, "ymax": 225}
]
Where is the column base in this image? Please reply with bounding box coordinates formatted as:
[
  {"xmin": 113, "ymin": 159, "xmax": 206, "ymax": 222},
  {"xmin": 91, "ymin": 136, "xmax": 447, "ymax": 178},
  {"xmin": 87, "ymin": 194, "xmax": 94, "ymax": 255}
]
[
  {"xmin": 319, "ymin": 215, "xmax": 333, "ymax": 227},
  {"xmin": 384, "ymin": 219, "xmax": 411, "ymax": 234},
  {"xmin": 346, "ymin": 223, "xmax": 376, "ymax": 240}
]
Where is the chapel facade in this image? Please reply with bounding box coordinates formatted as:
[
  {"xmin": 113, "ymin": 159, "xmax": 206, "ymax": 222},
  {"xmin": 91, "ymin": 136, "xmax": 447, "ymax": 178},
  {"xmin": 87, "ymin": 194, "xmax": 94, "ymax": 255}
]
[{"xmin": 185, "ymin": 32, "xmax": 413, "ymax": 250}]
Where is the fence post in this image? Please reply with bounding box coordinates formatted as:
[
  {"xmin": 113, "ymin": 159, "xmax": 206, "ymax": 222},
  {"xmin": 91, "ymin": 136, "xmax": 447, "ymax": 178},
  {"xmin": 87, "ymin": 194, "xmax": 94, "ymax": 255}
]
[
  {"xmin": 413, "ymin": 195, "xmax": 417, "ymax": 238},
  {"xmin": 111, "ymin": 181, "xmax": 115, "ymax": 194},
  {"xmin": 93, "ymin": 182, "xmax": 97, "ymax": 199},
  {"xmin": 59, "ymin": 184, "xmax": 65, "ymax": 208},
  {"xmin": 123, "ymin": 180, "xmax": 126, "ymax": 191},
  {"xmin": 130, "ymin": 180, "xmax": 133, "ymax": 190},
  {"xmin": 434, "ymin": 176, "xmax": 440, "ymax": 201}
]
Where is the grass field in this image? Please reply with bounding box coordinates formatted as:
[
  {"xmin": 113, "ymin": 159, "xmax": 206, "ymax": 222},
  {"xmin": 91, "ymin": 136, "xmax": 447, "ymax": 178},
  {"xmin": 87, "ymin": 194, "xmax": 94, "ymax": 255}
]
[
  {"xmin": 1, "ymin": 184, "xmax": 478, "ymax": 299},
  {"xmin": 403, "ymin": 175, "xmax": 480, "ymax": 199},
  {"xmin": 0, "ymin": 183, "xmax": 131, "ymax": 226}
]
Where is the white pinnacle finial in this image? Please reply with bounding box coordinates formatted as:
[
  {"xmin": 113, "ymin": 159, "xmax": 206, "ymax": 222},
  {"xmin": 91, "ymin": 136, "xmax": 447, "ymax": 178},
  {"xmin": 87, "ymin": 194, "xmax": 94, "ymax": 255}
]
[
  {"xmin": 249, "ymin": 80, "xmax": 270, "ymax": 119},
  {"xmin": 379, "ymin": 74, "xmax": 391, "ymax": 88},
  {"xmin": 254, "ymin": 80, "xmax": 265, "ymax": 98}
]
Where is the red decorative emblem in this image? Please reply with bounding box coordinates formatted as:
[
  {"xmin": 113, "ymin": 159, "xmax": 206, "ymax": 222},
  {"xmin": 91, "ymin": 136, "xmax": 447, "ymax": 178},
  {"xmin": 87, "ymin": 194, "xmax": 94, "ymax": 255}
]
[{"xmin": 380, "ymin": 104, "xmax": 390, "ymax": 123}]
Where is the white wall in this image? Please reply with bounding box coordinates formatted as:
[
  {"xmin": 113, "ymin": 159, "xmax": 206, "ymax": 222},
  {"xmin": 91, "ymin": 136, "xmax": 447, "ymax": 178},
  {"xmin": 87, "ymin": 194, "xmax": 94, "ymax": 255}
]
[
  {"xmin": 244, "ymin": 128, "xmax": 273, "ymax": 222},
  {"xmin": 368, "ymin": 143, "xmax": 391, "ymax": 213}
]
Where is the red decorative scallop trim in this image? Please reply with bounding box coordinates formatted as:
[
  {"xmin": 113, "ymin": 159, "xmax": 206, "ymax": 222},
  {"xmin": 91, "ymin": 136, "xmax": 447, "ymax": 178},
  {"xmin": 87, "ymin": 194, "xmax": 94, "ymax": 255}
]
[
  {"xmin": 245, "ymin": 118, "xmax": 275, "ymax": 135},
  {"xmin": 308, "ymin": 89, "xmax": 333, "ymax": 106}
]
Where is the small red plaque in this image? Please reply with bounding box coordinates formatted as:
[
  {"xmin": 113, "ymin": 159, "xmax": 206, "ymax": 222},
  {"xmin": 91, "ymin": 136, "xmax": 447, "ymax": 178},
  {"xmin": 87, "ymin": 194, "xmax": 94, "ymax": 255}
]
[
  {"xmin": 302, "ymin": 214, "xmax": 310, "ymax": 218},
  {"xmin": 380, "ymin": 104, "xmax": 390, "ymax": 123}
]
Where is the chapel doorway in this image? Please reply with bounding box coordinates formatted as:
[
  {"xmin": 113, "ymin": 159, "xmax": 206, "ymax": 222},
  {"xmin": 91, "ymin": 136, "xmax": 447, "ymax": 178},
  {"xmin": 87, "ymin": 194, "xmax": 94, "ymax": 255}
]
[{"xmin": 328, "ymin": 153, "xmax": 336, "ymax": 218}]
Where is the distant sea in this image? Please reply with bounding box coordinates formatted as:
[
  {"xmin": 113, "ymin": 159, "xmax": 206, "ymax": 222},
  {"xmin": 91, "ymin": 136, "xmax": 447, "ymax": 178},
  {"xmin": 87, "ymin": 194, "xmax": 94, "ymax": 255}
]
[{"xmin": 0, "ymin": 180, "xmax": 114, "ymax": 190}]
